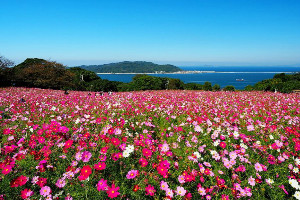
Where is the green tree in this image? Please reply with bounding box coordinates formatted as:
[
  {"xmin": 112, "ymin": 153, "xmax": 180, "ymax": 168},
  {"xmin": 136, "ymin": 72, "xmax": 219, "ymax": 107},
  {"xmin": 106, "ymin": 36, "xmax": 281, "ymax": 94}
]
[
  {"xmin": 212, "ymin": 84, "xmax": 221, "ymax": 91},
  {"xmin": 223, "ymin": 85, "xmax": 235, "ymax": 91},
  {"xmin": 168, "ymin": 78, "xmax": 184, "ymax": 90},
  {"xmin": 203, "ymin": 82, "xmax": 212, "ymax": 91},
  {"xmin": 131, "ymin": 74, "xmax": 163, "ymax": 90},
  {"xmin": 13, "ymin": 58, "xmax": 75, "ymax": 89},
  {"xmin": 0, "ymin": 56, "xmax": 14, "ymax": 86},
  {"xmin": 184, "ymin": 83, "xmax": 203, "ymax": 90}
]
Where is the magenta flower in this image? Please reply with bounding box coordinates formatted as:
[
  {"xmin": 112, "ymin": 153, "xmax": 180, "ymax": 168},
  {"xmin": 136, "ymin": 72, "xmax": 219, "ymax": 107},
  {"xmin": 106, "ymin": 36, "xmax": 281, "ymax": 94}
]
[
  {"xmin": 97, "ymin": 179, "xmax": 108, "ymax": 191},
  {"xmin": 126, "ymin": 169, "xmax": 138, "ymax": 179},
  {"xmin": 82, "ymin": 151, "xmax": 92, "ymax": 162},
  {"xmin": 145, "ymin": 184, "xmax": 156, "ymax": 196}
]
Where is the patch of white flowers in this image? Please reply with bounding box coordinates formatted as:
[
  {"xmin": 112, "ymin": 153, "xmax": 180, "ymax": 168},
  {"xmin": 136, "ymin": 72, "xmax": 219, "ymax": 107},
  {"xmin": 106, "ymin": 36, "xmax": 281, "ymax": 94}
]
[
  {"xmin": 289, "ymin": 178, "xmax": 300, "ymax": 200},
  {"xmin": 122, "ymin": 145, "xmax": 134, "ymax": 158}
]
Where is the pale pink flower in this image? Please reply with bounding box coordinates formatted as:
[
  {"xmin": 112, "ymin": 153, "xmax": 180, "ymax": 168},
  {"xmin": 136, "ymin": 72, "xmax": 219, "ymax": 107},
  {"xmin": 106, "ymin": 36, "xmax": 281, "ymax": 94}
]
[
  {"xmin": 254, "ymin": 163, "xmax": 263, "ymax": 172},
  {"xmin": 178, "ymin": 175, "xmax": 185, "ymax": 184},
  {"xmin": 160, "ymin": 181, "xmax": 169, "ymax": 191},
  {"xmin": 248, "ymin": 176, "xmax": 255, "ymax": 186},
  {"xmin": 40, "ymin": 186, "xmax": 51, "ymax": 197},
  {"xmin": 175, "ymin": 186, "xmax": 186, "ymax": 196},
  {"xmin": 166, "ymin": 188, "xmax": 174, "ymax": 198},
  {"xmin": 55, "ymin": 178, "xmax": 66, "ymax": 188},
  {"xmin": 198, "ymin": 187, "xmax": 206, "ymax": 196}
]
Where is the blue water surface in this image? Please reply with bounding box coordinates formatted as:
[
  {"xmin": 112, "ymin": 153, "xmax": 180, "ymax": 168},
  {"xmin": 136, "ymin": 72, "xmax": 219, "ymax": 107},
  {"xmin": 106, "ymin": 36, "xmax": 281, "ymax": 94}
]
[{"xmin": 97, "ymin": 66, "xmax": 300, "ymax": 90}]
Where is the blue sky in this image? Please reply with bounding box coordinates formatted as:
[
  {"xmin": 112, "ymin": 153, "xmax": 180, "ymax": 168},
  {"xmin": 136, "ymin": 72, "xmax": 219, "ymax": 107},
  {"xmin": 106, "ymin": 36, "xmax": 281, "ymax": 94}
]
[{"xmin": 1, "ymin": 0, "xmax": 300, "ymax": 66}]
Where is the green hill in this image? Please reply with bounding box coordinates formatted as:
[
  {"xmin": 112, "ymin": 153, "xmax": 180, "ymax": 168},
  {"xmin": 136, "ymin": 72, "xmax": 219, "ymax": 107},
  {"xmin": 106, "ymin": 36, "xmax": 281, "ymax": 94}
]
[{"xmin": 76, "ymin": 61, "xmax": 183, "ymax": 73}]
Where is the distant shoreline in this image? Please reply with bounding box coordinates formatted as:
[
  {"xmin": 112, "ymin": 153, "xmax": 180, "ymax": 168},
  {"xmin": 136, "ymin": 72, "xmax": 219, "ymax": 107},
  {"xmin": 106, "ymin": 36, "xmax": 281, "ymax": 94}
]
[{"xmin": 97, "ymin": 71, "xmax": 296, "ymax": 75}]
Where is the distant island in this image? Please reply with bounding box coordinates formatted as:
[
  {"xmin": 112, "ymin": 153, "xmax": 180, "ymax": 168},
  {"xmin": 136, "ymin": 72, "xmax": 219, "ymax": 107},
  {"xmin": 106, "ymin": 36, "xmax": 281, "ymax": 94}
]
[{"xmin": 75, "ymin": 61, "xmax": 183, "ymax": 73}]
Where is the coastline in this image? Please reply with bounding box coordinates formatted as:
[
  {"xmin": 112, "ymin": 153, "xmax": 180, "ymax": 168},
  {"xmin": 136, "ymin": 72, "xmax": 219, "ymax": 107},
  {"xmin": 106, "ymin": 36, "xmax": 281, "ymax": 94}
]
[{"xmin": 96, "ymin": 71, "xmax": 295, "ymax": 75}]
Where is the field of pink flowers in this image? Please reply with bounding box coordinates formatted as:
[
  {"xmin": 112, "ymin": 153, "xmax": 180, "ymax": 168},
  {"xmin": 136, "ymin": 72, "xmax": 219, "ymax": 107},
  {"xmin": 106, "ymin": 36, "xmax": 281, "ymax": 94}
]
[{"xmin": 1, "ymin": 87, "xmax": 300, "ymax": 200}]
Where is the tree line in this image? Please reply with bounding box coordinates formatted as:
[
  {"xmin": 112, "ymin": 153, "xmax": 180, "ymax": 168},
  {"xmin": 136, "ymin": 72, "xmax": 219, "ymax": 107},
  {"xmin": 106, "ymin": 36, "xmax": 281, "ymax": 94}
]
[{"xmin": 1, "ymin": 56, "xmax": 299, "ymax": 93}]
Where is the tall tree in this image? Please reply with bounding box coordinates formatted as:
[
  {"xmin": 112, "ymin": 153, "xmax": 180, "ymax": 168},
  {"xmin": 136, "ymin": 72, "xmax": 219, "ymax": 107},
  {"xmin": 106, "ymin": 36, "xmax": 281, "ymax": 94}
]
[{"xmin": 0, "ymin": 56, "xmax": 14, "ymax": 86}]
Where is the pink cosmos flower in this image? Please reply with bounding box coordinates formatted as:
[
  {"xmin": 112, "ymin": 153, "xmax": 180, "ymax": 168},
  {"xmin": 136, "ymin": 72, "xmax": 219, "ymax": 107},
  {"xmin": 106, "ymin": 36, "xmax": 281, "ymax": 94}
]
[
  {"xmin": 142, "ymin": 148, "xmax": 152, "ymax": 158},
  {"xmin": 81, "ymin": 151, "xmax": 92, "ymax": 162},
  {"xmin": 198, "ymin": 186, "xmax": 206, "ymax": 196},
  {"xmin": 175, "ymin": 186, "xmax": 186, "ymax": 196},
  {"xmin": 2, "ymin": 165, "xmax": 12, "ymax": 175},
  {"xmin": 126, "ymin": 169, "xmax": 138, "ymax": 179},
  {"xmin": 97, "ymin": 179, "xmax": 108, "ymax": 191},
  {"xmin": 166, "ymin": 188, "xmax": 174, "ymax": 198},
  {"xmin": 40, "ymin": 186, "xmax": 51, "ymax": 197},
  {"xmin": 161, "ymin": 143, "xmax": 169, "ymax": 152},
  {"xmin": 248, "ymin": 176, "xmax": 255, "ymax": 186},
  {"xmin": 21, "ymin": 188, "xmax": 34, "ymax": 199},
  {"xmin": 247, "ymin": 125, "xmax": 255, "ymax": 131},
  {"xmin": 75, "ymin": 152, "xmax": 82, "ymax": 161},
  {"xmin": 254, "ymin": 163, "xmax": 263, "ymax": 172},
  {"xmin": 145, "ymin": 184, "xmax": 156, "ymax": 196},
  {"xmin": 94, "ymin": 162, "xmax": 106, "ymax": 170},
  {"xmin": 106, "ymin": 184, "xmax": 120, "ymax": 198},
  {"xmin": 139, "ymin": 157, "xmax": 148, "ymax": 167},
  {"xmin": 55, "ymin": 178, "xmax": 66, "ymax": 188},
  {"xmin": 160, "ymin": 181, "xmax": 169, "ymax": 191},
  {"xmin": 178, "ymin": 175, "xmax": 185, "ymax": 184}
]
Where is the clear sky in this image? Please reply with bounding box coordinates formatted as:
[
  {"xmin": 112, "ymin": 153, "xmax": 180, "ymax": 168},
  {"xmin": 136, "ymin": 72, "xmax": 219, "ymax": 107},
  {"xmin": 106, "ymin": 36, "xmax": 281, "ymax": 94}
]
[{"xmin": 1, "ymin": 0, "xmax": 300, "ymax": 66}]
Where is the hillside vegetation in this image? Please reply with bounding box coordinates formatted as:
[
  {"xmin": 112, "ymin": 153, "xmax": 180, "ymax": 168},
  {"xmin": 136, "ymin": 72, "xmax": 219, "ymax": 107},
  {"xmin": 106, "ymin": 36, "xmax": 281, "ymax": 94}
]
[{"xmin": 77, "ymin": 61, "xmax": 183, "ymax": 73}]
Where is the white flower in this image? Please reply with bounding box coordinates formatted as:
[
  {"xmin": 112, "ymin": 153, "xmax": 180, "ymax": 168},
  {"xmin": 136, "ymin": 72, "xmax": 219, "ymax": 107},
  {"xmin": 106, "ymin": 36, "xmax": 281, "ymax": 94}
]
[
  {"xmin": 233, "ymin": 131, "xmax": 239, "ymax": 138},
  {"xmin": 210, "ymin": 150, "xmax": 218, "ymax": 156},
  {"xmin": 213, "ymin": 140, "xmax": 220, "ymax": 146},
  {"xmin": 240, "ymin": 143, "xmax": 248, "ymax": 149},
  {"xmin": 289, "ymin": 179, "xmax": 300, "ymax": 189},
  {"xmin": 295, "ymin": 158, "xmax": 300, "ymax": 165},
  {"xmin": 122, "ymin": 150, "xmax": 130, "ymax": 158},
  {"xmin": 294, "ymin": 191, "xmax": 300, "ymax": 200},
  {"xmin": 269, "ymin": 135, "xmax": 274, "ymax": 140},
  {"xmin": 266, "ymin": 178, "xmax": 274, "ymax": 185},
  {"xmin": 293, "ymin": 167, "xmax": 299, "ymax": 173},
  {"xmin": 75, "ymin": 118, "xmax": 80, "ymax": 124},
  {"xmin": 127, "ymin": 145, "xmax": 134, "ymax": 152}
]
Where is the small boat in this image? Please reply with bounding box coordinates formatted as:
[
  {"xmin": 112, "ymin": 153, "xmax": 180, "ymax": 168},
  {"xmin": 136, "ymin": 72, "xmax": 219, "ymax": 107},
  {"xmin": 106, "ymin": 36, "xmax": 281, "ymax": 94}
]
[{"xmin": 236, "ymin": 79, "xmax": 244, "ymax": 81}]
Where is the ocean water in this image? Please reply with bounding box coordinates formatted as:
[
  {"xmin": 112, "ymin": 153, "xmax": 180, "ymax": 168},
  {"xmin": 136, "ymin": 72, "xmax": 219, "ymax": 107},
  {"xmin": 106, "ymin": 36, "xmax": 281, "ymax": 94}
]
[{"xmin": 97, "ymin": 66, "xmax": 300, "ymax": 90}]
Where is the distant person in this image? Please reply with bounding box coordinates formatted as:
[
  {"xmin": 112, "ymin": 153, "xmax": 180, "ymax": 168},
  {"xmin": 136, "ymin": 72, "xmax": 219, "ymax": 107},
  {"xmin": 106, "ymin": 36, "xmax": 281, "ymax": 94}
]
[
  {"xmin": 64, "ymin": 90, "xmax": 69, "ymax": 95},
  {"xmin": 20, "ymin": 98, "xmax": 26, "ymax": 103}
]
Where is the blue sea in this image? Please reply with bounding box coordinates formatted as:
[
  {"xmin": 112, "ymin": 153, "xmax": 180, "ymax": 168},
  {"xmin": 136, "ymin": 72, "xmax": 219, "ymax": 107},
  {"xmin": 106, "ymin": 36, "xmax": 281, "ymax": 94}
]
[{"xmin": 97, "ymin": 66, "xmax": 300, "ymax": 90}]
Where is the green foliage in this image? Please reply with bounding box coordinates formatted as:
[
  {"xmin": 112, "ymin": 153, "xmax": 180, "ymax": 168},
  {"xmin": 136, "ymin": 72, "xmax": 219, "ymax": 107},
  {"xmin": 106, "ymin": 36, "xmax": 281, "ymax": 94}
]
[
  {"xmin": 184, "ymin": 83, "xmax": 203, "ymax": 90},
  {"xmin": 252, "ymin": 73, "xmax": 300, "ymax": 93},
  {"xmin": 212, "ymin": 84, "xmax": 221, "ymax": 91},
  {"xmin": 12, "ymin": 58, "xmax": 75, "ymax": 90},
  {"xmin": 223, "ymin": 85, "xmax": 235, "ymax": 91},
  {"xmin": 77, "ymin": 61, "xmax": 183, "ymax": 73},
  {"xmin": 244, "ymin": 85, "xmax": 254, "ymax": 91},
  {"xmin": 131, "ymin": 74, "xmax": 164, "ymax": 90},
  {"xmin": 167, "ymin": 78, "xmax": 184, "ymax": 90},
  {"xmin": 0, "ymin": 56, "xmax": 14, "ymax": 87},
  {"xmin": 203, "ymin": 81, "xmax": 212, "ymax": 91}
]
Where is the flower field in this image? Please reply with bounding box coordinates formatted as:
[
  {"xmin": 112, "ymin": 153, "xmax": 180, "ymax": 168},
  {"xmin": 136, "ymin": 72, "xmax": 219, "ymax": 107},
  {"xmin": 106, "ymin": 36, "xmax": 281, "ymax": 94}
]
[{"xmin": 1, "ymin": 87, "xmax": 300, "ymax": 200}]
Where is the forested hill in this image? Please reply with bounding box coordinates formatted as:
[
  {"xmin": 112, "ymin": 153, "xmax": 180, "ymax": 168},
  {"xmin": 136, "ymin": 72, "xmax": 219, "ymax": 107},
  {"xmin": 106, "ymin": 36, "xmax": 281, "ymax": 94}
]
[{"xmin": 76, "ymin": 61, "xmax": 183, "ymax": 73}]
